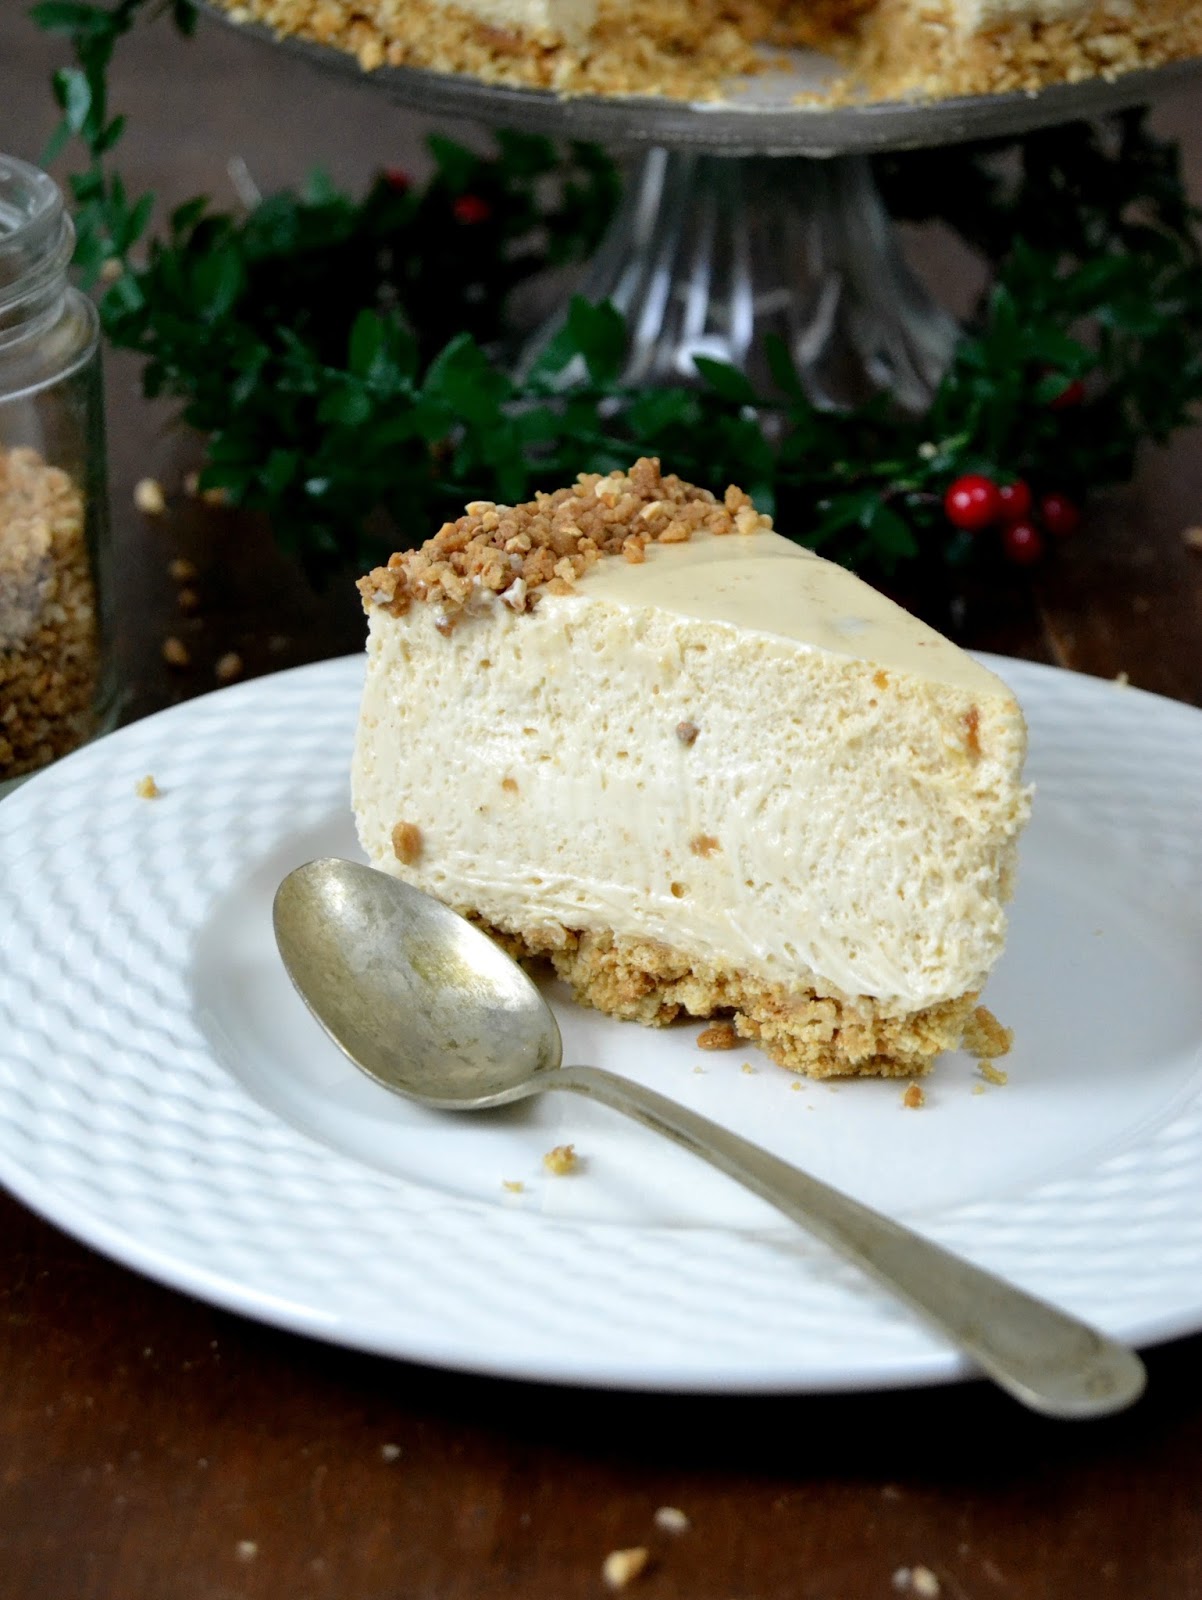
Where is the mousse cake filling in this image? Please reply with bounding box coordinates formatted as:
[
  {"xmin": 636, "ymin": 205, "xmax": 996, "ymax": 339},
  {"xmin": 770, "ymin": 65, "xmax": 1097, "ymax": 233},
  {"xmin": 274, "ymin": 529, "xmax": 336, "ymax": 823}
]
[{"xmin": 353, "ymin": 459, "xmax": 1029, "ymax": 1078}]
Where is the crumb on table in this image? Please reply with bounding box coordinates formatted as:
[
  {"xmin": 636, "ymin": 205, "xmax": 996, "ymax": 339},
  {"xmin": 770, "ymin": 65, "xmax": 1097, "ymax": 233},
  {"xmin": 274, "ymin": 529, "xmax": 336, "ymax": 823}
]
[
  {"xmin": 977, "ymin": 1061, "xmax": 1009, "ymax": 1087},
  {"xmin": 501, "ymin": 1179, "xmax": 524, "ymax": 1194},
  {"xmin": 653, "ymin": 1506, "xmax": 690, "ymax": 1535},
  {"xmin": 894, "ymin": 1566, "xmax": 941, "ymax": 1598},
  {"xmin": 135, "ymin": 774, "xmax": 161, "ymax": 800},
  {"xmin": 133, "ymin": 477, "xmax": 166, "ymax": 516},
  {"xmin": 902, "ymin": 1083, "xmax": 925, "ymax": 1110},
  {"xmin": 602, "ymin": 1547, "xmax": 650, "ymax": 1591}
]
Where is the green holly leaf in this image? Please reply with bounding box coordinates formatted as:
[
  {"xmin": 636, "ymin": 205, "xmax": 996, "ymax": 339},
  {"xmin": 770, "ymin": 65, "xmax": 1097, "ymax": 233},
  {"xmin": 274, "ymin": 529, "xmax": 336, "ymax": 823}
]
[
  {"xmin": 52, "ymin": 66, "xmax": 91, "ymax": 131},
  {"xmin": 693, "ymin": 357, "xmax": 759, "ymax": 407},
  {"xmin": 348, "ymin": 309, "xmax": 384, "ymax": 379},
  {"xmin": 564, "ymin": 297, "xmax": 626, "ymax": 386}
]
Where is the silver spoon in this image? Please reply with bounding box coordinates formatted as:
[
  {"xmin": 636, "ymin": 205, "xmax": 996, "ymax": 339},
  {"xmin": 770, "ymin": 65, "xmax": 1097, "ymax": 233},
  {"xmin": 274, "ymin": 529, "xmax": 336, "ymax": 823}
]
[{"xmin": 274, "ymin": 857, "xmax": 1146, "ymax": 1418}]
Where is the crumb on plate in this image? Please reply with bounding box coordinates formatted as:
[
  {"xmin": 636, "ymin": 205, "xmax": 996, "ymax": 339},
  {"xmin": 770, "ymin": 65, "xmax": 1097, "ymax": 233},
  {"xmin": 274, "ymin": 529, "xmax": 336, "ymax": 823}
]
[
  {"xmin": 543, "ymin": 1143, "xmax": 578, "ymax": 1175},
  {"xmin": 697, "ymin": 1021, "xmax": 737, "ymax": 1051}
]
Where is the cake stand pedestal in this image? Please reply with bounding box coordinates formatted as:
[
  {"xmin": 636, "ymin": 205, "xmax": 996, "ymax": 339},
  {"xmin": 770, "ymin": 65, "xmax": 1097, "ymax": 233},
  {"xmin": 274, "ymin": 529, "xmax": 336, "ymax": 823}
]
[
  {"xmin": 518, "ymin": 149, "xmax": 956, "ymax": 410},
  {"xmin": 200, "ymin": 6, "xmax": 1202, "ymax": 408}
]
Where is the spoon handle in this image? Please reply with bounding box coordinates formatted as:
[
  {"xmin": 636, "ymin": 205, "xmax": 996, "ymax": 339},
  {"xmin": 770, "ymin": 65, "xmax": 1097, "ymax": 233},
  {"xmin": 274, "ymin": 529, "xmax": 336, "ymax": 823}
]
[{"xmin": 548, "ymin": 1064, "xmax": 1144, "ymax": 1418}]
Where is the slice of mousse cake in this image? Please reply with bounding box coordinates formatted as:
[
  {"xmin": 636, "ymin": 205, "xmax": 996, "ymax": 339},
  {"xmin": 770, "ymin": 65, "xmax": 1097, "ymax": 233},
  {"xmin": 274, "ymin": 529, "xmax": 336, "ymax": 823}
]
[{"xmin": 352, "ymin": 458, "xmax": 1030, "ymax": 1078}]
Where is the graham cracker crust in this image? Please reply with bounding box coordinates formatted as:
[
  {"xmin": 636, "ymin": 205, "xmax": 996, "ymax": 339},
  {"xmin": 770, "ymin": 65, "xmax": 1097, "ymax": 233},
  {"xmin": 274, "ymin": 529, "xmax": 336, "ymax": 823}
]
[{"xmin": 475, "ymin": 914, "xmax": 1005, "ymax": 1079}]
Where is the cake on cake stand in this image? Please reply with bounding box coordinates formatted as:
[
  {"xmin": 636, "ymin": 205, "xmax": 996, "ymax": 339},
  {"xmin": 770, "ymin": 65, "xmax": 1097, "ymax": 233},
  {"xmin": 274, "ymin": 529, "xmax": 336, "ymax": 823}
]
[{"xmin": 200, "ymin": 4, "xmax": 1202, "ymax": 410}]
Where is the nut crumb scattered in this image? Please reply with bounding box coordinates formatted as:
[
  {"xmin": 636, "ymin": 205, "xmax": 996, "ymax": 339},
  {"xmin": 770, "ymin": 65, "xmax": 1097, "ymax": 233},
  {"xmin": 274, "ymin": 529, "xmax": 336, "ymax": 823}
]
[
  {"xmin": 391, "ymin": 820, "xmax": 423, "ymax": 865},
  {"xmin": 359, "ymin": 460, "xmax": 771, "ymax": 630},
  {"xmin": 602, "ymin": 1547, "xmax": 650, "ymax": 1591},
  {"xmin": 135, "ymin": 774, "xmax": 161, "ymax": 800},
  {"xmin": 1182, "ymin": 526, "xmax": 1202, "ymax": 554},
  {"xmin": 653, "ymin": 1506, "xmax": 690, "ymax": 1534},
  {"xmin": 689, "ymin": 833, "xmax": 720, "ymax": 857},
  {"xmin": 903, "ymin": 1083, "xmax": 925, "ymax": 1110},
  {"xmin": 543, "ymin": 1143, "xmax": 578, "ymax": 1175},
  {"xmin": 697, "ymin": 1022, "xmax": 738, "ymax": 1051},
  {"xmin": 1113, "ymin": 670, "xmax": 1130, "ymax": 687},
  {"xmin": 168, "ymin": 557, "xmax": 198, "ymax": 582},
  {"xmin": 977, "ymin": 1061, "xmax": 1009, "ymax": 1087},
  {"xmin": 235, "ymin": 1541, "xmax": 258, "ymax": 1562},
  {"xmin": 972, "ymin": 1082, "xmax": 987, "ymax": 1096},
  {"xmin": 501, "ymin": 1179, "xmax": 525, "ymax": 1194},
  {"xmin": 380, "ymin": 1442, "xmax": 402, "ymax": 1462},
  {"xmin": 162, "ymin": 636, "xmax": 190, "ymax": 668},
  {"xmin": 961, "ymin": 1005, "xmax": 1012, "ymax": 1060},
  {"xmin": 675, "ymin": 720, "xmax": 699, "ymax": 747},
  {"xmin": 215, "ymin": 650, "xmax": 244, "ymax": 683},
  {"xmin": 501, "ymin": 776, "xmax": 519, "ymax": 793},
  {"xmin": 133, "ymin": 477, "xmax": 166, "ymax": 516},
  {"xmin": 789, "ymin": 1080, "xmax": 802, "ymax": 1092},
  {"xmin": 740, "ymin": 1061, "xmax": 757, "ymax": 1075}
]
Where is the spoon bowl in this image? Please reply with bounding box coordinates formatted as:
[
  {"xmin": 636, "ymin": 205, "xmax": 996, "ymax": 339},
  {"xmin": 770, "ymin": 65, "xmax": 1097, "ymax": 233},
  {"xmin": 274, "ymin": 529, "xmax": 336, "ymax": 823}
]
[
  {"xmin": 274, "ymin": 858, "xmax": 562, "ymax": 1108},
  {"xmin": 274, "ymin": 856, "xmax": 1146, "ymax": 1419}
]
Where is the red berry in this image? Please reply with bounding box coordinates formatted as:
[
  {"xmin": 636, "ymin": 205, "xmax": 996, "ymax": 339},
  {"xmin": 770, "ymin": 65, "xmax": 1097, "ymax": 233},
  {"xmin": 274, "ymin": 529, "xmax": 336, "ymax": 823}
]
[
  {"xmin": 1002, "ymin": 521, "xmax": 1045, "ymax": 566},
  {"xmin": 1040, "ymin": 492, "xmax": 1081, "ymax": 539},
  {"xmin": 453, "ymin": 194, "xmax": 491, "ymax": 225},
  {"xmin": 383, "ymin": 168, "xmax": 411, "ymax": 192},
  {"xmin": 944, "ymin": 474, "xmax": 1003, "ymax": 531},
  {"xmin": 996, "ymin": 479, "xmax": 1032, "ymax": 520},
  {"xmin": 1048, "ymin": 377, "xmax": 1086, "ymax": 411}
]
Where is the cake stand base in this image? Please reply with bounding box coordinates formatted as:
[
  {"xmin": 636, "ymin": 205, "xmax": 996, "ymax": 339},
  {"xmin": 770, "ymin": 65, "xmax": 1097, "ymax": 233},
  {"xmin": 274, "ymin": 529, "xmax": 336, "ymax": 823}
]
[{"xmin": 522, "ymin": 150, "xmax": 958, "ymax": 411}]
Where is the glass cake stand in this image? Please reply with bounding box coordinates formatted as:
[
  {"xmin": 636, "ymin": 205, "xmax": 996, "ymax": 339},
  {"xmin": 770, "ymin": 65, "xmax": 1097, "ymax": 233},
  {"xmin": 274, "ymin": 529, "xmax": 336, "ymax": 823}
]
[{"xmin": 200, "ymin": 3, "xmax": 1202, "ymax": 407}]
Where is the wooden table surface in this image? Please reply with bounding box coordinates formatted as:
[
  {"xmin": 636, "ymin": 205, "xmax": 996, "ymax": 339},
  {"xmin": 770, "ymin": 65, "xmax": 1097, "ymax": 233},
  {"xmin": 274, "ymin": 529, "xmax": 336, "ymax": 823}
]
[{"xmin": 3, "ymin": 13, "xmax": 1202, "ymax": 1599}]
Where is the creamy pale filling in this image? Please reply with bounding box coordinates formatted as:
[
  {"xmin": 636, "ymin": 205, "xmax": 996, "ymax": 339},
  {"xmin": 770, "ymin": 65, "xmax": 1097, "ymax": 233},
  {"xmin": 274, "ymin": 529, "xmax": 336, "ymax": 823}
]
[
  {"xmin": 425, "ymin": 0, "xmax": 596, "ymax": 38},
  {"xmin": 353, "ymin": 528, "xmax": 1029, "ymax": 1013},
  {"xmin": 953, "ymin": 0, "xmax": 1091, "ymax": 25}
]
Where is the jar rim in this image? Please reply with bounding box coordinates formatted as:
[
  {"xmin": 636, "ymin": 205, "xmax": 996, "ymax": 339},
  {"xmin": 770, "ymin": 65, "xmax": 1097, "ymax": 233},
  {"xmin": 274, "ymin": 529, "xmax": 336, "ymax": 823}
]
[
  {"xmin": 0, "ymin": 154, "xmax": 64, "ymax": 248},
  {"xmin": 0, "ymin": 154, "xmax": 73, "ymax": 323}
]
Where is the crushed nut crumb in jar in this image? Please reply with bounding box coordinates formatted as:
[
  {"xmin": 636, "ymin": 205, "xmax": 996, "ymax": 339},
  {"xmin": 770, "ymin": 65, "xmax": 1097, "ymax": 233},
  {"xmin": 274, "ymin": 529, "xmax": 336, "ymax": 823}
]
[
  {"xmin": 0, "ymin": 155, "xmax": 113, "ymax": 790},
  {"xmin": 0, "ymin": 446, "xmax": 98, "ymax": 782}
]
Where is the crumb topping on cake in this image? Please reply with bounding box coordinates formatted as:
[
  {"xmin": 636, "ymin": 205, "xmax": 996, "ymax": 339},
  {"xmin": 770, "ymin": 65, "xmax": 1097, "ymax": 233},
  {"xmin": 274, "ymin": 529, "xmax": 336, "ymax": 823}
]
[
  {"xmin": 215, "ymin": 0, "xmax": 1202, "ymax": 106},
  {"xmin": 358, "ymin": 458, "xmax": 772, "ymax": 629}
]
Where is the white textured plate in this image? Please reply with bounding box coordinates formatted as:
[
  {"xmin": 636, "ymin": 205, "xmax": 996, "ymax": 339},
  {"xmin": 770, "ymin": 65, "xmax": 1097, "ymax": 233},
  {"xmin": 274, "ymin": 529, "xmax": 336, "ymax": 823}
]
[{"xmin": 2, "ymin": 653, "xmax": 1202, "ymax": 1393}]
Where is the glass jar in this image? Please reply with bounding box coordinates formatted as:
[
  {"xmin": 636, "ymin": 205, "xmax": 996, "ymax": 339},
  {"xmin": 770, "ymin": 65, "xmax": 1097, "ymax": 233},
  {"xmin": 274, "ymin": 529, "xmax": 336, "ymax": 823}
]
[{"xmin": 0, "ymin": 153, "xmax": 113, "ymax": 796}]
